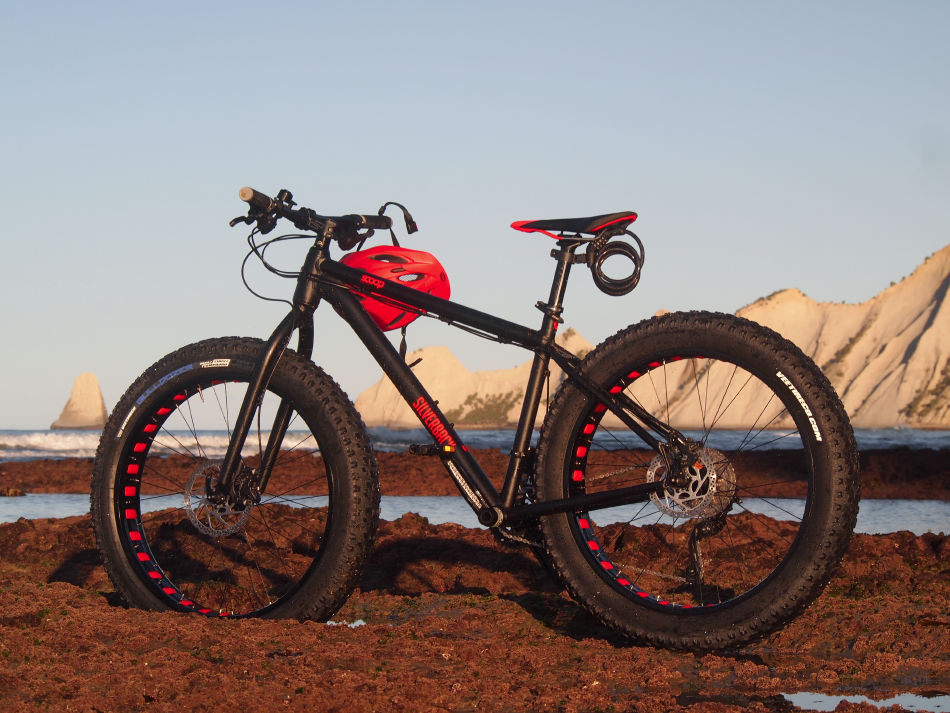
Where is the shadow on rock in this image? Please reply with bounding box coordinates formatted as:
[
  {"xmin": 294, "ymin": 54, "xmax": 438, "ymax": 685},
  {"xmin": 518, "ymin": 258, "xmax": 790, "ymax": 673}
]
[
  {"xmin": 359, "ymin": 534, "xmax": 558, "ymax": 595},
  {"xmin": 357, "ymin": 530, "xmax": 643, "ymax": 644},
  {"xmin": 47, "ymin": 546, "xmax": 101, "ymax": 587}
]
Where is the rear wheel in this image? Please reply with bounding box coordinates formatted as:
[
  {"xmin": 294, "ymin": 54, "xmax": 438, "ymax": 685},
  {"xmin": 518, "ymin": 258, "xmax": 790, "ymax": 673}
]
[
  {"xmin": 91, "ymin": 337, "xmax": 380, "ymax": 619},
  {"xmin": 536, "ymin": 312, "xmax": 859, "ymax": 650}
]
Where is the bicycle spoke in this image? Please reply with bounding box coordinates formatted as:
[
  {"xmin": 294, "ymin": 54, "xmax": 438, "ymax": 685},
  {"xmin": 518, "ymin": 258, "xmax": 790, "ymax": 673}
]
[
  {"xmin": 554, "ymin": 343, "xmax": 829, "ymax": 616},
  {"xmin": 104, "ymin": 366, "xmax": 342, "ymax": 617}
]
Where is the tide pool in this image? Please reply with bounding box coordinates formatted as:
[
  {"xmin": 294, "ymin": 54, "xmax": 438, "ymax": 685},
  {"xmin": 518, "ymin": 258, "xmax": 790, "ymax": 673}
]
[{"xmin": 1, "ymin": 494, "xmax": 946, "ymax": 535}]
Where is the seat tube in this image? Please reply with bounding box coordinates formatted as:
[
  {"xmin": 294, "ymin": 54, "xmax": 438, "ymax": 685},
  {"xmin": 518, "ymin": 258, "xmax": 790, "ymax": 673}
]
[{"xmin": 500, "ymin": 239, "xmax": 580, "ymax": 507}]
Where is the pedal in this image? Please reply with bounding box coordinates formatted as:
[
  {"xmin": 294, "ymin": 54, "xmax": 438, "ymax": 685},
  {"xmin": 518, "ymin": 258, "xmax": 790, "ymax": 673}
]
[{"xmin": 408, "ymin": 444, "xmax": 442, "ymax": 456}]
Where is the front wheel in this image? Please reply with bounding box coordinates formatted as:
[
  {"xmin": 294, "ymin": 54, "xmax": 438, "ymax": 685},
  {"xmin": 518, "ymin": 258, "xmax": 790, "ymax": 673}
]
[
  {"xmin": 91, "ymin": 337, "xmax": 380, "ymax": 619},
  {"xmin": 536, "ymin": 312, "xmax": 859, "ymax": 650}
]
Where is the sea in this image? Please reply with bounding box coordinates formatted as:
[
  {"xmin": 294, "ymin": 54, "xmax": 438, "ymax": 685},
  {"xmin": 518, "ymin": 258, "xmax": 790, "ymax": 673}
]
[
  {"xmin": 2, "ymin": 426, "xmax": 950, "ymax": 462},
  {"xmin": 1, "ymin": 428, "xmax": 947, "ymax": 534}
]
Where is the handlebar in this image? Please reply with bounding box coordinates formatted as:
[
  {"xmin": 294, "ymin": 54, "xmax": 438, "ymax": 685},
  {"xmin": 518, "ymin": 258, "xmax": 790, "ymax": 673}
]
[
  {"xmin": 236, "ymin": 186, "xmax": 393, "ymax": 238},
  {"xmin": 345, "ymin": 213, "xmax": 393, "ymax": 231},
  {"xmin": 238, "ymin": 186, "xmax": 277, "ymax": 212}
]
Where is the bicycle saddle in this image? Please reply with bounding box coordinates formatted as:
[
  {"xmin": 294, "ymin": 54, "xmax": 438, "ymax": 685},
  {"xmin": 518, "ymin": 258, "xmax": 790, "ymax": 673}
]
[{"xmin": 511, "ymin": 211, "xmax": 637, "ymax": 239}]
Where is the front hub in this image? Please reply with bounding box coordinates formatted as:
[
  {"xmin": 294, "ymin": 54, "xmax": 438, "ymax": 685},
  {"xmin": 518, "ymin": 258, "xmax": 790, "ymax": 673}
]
[{"xmin": 184, "ymin": 459, "xmax": 255, "ymax": 537}]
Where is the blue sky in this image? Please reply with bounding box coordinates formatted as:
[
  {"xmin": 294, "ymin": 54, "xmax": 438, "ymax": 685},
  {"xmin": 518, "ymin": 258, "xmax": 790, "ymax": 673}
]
[{"xmin": 1, "ymin": 1, "xmax": 948, "ymax": 429}]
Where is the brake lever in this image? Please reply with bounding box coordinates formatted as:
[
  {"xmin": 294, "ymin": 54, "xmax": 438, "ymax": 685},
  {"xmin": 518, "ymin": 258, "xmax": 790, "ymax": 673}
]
[{"xmin": 229, "ymin": 210, "xmax": 278, "ymax": 234}]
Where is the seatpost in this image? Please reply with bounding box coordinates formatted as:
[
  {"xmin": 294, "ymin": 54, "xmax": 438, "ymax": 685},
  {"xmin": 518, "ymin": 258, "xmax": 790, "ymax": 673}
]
[
  {"xmin": 539, "ymin": 239, "xmax": 583, "ymax": 331},
  {"xmin": 500, "ymin": 239, "xmax": 582, "ymax": 509}
]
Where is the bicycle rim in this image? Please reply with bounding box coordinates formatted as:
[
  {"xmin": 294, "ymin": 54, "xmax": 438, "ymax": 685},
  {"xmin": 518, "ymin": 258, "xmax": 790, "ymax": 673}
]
[
  {"xmin": 113, "ymin": 375, "xmax": 334, "ymax": 617},
  {"xmin": 564, "ymin": 350, "xmax": 824, "ymax": 611}
]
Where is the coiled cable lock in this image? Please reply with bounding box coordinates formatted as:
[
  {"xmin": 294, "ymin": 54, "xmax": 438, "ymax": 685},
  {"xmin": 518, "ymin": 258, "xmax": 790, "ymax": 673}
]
[{"xmin": 587, "ymin": 230, "xmax": 645, "ymax": 296}]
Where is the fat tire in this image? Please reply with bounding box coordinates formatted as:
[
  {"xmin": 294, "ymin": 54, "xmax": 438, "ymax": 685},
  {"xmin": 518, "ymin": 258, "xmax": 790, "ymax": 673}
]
[
  {"xmin": 91, "ymin": 337, "xmax": 380, "ymax": 619},
  {"xmin": 536, "ymin": 312, "xmax": 859, "ymax": 650}
]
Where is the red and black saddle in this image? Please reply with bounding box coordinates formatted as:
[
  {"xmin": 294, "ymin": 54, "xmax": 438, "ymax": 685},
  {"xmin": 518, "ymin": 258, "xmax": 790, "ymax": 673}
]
[{"xmin": 510, "ymin": 212, "xmax": 637, "ymax": 239}]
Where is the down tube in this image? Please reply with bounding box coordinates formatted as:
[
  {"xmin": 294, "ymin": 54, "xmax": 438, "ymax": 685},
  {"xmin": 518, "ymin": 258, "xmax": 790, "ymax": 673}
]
[{"xmin": 324, "ymin": 287, "xmax": 502, "ymax": 512}]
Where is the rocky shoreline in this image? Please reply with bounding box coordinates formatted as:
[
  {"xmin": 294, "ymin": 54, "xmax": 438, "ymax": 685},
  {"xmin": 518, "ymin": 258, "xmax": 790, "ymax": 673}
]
[
  {"xmin": 0, "ymin": 451, "xmax": 947, "ymax": 712},
  {"xmin": 2, "ymin": 447, "xmax": 950, "ymax": 499}
]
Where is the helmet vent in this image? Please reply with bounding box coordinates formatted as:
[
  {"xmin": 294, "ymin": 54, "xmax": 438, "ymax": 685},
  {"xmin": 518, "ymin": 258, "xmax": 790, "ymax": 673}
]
[{"xmin": 371, "ymin": 254, "xmax": 410, "ymax": 264}]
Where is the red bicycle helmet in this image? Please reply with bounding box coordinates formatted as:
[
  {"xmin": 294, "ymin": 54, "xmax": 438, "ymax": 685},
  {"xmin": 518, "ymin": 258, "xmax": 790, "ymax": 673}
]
[{"xmin": 340, "ymin": 245, "xmax": 451, "ymax": 331}]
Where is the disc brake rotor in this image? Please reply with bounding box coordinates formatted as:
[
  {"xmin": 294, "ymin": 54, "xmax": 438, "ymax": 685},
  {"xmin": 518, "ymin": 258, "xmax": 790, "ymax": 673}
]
[
  {"xmin": 646, "ymin": 447, "xmax": 737, "ymax": 519},
  {"xmin": 184, "ymin": 459, "xmax": 254, "ymax": 537}
]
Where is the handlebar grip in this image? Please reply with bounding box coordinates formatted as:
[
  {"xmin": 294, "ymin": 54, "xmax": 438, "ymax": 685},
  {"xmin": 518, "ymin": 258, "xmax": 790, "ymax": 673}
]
[
  {"xmin": 344, "ymin": 214, "xmax": 392, "ymax": 231},
  {"xmin": 239, "ymin": 186, "xmax": 276, "ymax": 212}
]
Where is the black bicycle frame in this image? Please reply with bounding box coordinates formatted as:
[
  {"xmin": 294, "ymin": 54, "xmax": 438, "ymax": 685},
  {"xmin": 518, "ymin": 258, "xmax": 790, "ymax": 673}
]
[{"xmin": 219, "ymin": 234, "xmax": 676, "ymax": 528}]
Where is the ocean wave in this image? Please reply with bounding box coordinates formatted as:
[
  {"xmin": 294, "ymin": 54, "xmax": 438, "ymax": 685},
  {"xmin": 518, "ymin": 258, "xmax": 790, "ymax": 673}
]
[
  {"xmin": 2, "ymin": 427, "xmax": 948, "ymax": 462},
  {"xmin": 0, "ymin": 429, "xmax": 320, "ymax": 462},
  {"xmin": 0, "ymin": 431, "xmax": 103, "ymax": 460}
]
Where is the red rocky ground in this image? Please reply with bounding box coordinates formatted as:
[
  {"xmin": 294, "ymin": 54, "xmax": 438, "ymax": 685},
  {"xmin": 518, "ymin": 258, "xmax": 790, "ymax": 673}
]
[{"xmin": 0, "ymin": 450, "xmax": 947, "ymax": 712}]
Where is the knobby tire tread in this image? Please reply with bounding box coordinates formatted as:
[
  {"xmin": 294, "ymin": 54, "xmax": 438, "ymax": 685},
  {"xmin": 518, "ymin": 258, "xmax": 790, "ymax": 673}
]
[
  {"xmin": 536, "ymin": 311, "xmax": 860, "ymax": 651},
  {"xmin": 91, "ymin": 337, "xmax": 380, "ymax": 621}
]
